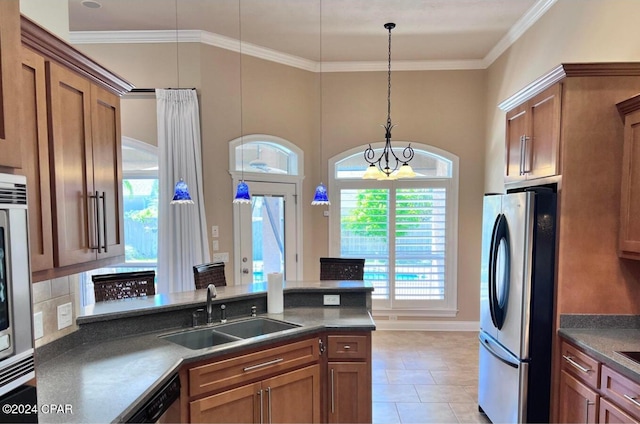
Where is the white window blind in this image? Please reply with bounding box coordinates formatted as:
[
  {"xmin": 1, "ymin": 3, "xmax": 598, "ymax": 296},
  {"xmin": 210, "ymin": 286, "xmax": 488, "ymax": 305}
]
[{"xmin": 330, "ymin": 143, "xmax": 458, "ymax": 316}]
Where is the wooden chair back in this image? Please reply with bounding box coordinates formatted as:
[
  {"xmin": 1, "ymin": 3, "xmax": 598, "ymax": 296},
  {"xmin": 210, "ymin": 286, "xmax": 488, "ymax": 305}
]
[
  {"xmin": 193, "ymin": 262, "xmax": 227, "ymax": 289},
  {"xmin": 319, "ymin": 257, "xmax": 365, "ymax": 280},
  {"xmin": 92, "ymin": 270, "xmax": 156, "ymax": 302}
]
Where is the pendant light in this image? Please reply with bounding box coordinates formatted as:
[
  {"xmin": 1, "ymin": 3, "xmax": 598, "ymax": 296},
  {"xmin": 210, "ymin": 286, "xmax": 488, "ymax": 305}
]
[
  {"xmin": 169, "ymin": 0, "xmax": 195, "ymax": 205},
  {"xmin": 170, "ymin": 178, "xmax": 194, "ymax": 204},
  {"xmin": 312, "ymin": 0, "xmax": 330, "ymax": 205},
  {"xmin": 363, "ymin": 23, "xmax": 415, "ymax": 180},
  {"xmin": 233, "ymin": 0, "xmax": 251, "ymax": 204}
]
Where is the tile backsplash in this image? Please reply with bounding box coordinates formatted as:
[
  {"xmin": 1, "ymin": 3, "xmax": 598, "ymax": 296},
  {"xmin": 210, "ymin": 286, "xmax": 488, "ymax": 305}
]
[{"xmin": 31, "ymin": 275, "xmax": 80, "ymax": 348}]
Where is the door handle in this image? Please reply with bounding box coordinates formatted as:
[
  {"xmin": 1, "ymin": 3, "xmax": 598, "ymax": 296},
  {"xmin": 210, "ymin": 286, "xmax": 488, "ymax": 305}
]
[
  {"xmin": 522, "ymin": 135, "xmax": 531, "ymax": 174},
  {"xmin": 88, "ymin": 191, "xmax": 100, "ymax": 252}
]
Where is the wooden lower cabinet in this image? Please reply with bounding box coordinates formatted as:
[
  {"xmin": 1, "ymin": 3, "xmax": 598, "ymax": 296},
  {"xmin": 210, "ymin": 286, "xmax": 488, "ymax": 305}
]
[
  {"xmin": 327, "ymin": 362, "xmax": 370, "ymax": 423},
  {"xmin": 558, "ymin": 370, "xmax": 599, "ymax": 423},
  {"xmin": 326, "ymin": 333, "xmax": 372, "ymax": 424},
  {"xmin": 185, "ymin": 337, "xmax": 323, "ymax": 423},
  {"xmin": 191, "ymin": 382, "xmax": 261, "ymax": 424},
  {"xmin": 599, "ymin": 397, "xmax": 638, "ymax": 424},
  {"xmin": 558, "ymin": 339, "xmax": 640, "ymax": 423},
  {"xmin": 183, "ymin": 332, "xmax": 372, "ymax": 423}
]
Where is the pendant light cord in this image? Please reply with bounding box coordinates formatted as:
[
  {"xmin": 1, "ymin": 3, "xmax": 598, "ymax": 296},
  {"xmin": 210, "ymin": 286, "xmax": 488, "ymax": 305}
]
[
  {"xmin": 387, "ymin": 25, "xmax": 392, "ymax": 128},
  {"xmin": 238, "ymin": 0, "xmax": 243, "ymax": 263}
]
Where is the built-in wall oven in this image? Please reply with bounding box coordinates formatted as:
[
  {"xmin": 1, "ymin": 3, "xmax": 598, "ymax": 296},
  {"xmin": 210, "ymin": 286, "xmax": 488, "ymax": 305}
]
[{"xmin": 0, "ymin": 173, "xmax": 35, "ymax": 397}]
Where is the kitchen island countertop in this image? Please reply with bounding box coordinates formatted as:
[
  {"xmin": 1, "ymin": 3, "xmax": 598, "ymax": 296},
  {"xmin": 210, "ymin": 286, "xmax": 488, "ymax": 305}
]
[{"xmin": 36, "ymin": 280, "xmax": 375, "ymax": 423}]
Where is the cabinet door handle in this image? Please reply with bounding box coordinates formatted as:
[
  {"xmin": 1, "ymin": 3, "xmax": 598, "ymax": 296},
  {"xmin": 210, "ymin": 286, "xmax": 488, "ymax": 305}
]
[
  {"xmin": 624, "ymin": 394, "xmax": 640, "ymax": 408},
  {"xmin": 88, "ymin": 191, "xmax": 101, "ymax": 251},
  {"xmin": 101, "ymin": 191, "xmax": 107, "ymax": 252},
  {"xmin": 330, "ymin": 368, "xmax": 335, "ymax": 414},
  {"xmin": 519, "ymin": 135, "xmax": 525, "ymax": 175},
  {"xmin": 258, "ymin": 389, "xmax": 263, "ymax": 424},
  {"xmin": 243, "ymin": 358, "xmax": 283, "ymax": 372},
  {"xmin": 319, "ymin": 338, "xmax": 325, "ymax": 355},
  {"xmin": 585, "ymin": 398, "xmax": 594, "ymax": 423},
  {"xmin": 562, "ymin": 354, "xmax": 591, "ymax": 374},
  {"xmin": 522, "ymin": 135, "xmax": 531, "ymax": 174},
  {"xmin": 267, "ymin": 387, "xmax": 272, "ymax": 424}
]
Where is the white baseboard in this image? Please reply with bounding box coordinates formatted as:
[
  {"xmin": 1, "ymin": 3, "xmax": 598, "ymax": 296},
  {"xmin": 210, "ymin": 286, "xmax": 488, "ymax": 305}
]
[{"xmin": 373, "ymin": 319, "xmax": 479, "ymax": 332}]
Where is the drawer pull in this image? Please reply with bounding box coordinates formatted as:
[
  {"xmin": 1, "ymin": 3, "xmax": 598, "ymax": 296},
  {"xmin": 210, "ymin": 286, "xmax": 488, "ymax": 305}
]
[
  {"xmin": 562, "ymin": 354, "xmax": 591, "ymax": 374},
  {"xmin": 624, "ymin": 394, "xmax": 640, "ymax": 408},
  {"xmin": 243, "ymin": 358, "xmax": 284, "ymax": 372},
  {"xmin": 343, "ymin": 345, "xmax": 351, "ymax": 350}
]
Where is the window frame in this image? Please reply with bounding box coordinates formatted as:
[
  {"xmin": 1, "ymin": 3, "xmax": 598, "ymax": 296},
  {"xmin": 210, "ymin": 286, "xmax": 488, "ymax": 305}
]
[{"xmin": 328, "ymin": 142, "xmax": 459, "ymax": 317}]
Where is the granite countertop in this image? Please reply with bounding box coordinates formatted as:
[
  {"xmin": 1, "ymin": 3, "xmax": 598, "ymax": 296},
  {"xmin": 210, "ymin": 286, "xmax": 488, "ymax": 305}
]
[
  {"xmin": 36, "ymin": 306, "xmax": 375, "ymax": 424},
  {"xmin": 558, "ymin": 315, "xmax": 640, "ymax": 383}
]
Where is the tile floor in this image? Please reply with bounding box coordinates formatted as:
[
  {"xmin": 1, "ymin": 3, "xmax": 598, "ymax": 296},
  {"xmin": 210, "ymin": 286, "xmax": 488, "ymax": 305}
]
[{"xmin": 371, "ymin": 331, "xmax": 490, "ymax": 424}]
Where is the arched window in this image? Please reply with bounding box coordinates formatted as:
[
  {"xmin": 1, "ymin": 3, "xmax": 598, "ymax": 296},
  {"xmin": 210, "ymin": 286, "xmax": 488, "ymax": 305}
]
[
  {"xmin": 329, "ymin": 142, "xmax": 459, "ymax": 316},
  {"xmin": 229, "ymin": 134, "xmax": 302, "ymax": 176}
]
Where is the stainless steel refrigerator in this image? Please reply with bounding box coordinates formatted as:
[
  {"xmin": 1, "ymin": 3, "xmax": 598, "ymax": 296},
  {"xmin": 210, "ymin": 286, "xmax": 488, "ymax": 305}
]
[{"xmin": 478, "ymin": 188, "xmax": 556, "ymax": 423}]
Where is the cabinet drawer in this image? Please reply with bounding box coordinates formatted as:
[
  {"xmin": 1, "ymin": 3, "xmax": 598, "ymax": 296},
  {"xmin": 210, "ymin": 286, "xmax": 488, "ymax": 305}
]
[
  {"xmin": 189, "ymin": 338, "xmax": 319, "ymax": 397},
  {"xmin": 561, "ymin": 341, "xmax": 600, "ymax": 389},
  {"xmin": 601, "ymin": 365, "xmax": 640, "ymax": 420},
  {"xmin": 327, "ymin": 335, "xmax": 369, "ymax": 360},
  {"xmin": 599, "ymin": 397, "xmax": 639, "ymax": 423}
]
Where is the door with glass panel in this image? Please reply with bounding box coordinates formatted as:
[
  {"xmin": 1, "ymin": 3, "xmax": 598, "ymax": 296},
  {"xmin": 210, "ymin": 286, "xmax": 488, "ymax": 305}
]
[{"xmin": 236, "ymin": 181, "xmax": 297, "ymax": 285}]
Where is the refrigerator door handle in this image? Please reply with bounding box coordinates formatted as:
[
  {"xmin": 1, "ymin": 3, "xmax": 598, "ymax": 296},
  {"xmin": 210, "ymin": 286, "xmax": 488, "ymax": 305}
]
[
  {"xmin": 479, "ymin": 334, "xmax": 519, "ymax": 369},
  {"xmin": 488, "ymin": 213, "xmax": 510, "ymax": 330}
]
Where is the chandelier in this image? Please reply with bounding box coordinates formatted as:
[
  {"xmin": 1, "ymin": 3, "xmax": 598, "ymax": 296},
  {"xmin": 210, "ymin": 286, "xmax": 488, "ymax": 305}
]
[{"xmin": 363, "ymin": 23, "xmax": 415, "ymax": 180}]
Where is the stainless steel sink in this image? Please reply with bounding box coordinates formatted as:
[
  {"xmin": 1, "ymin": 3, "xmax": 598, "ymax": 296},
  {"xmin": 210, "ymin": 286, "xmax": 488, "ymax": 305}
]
[
  {"xmin": 215, "ymin": 317, "xmax": 300, "ymax": 339},
  {"xmin": 160, "ymin": 327, "xmax": 241, "ymax": 350},
  {"xmin": 160, "ymin": 317, "xmax": 300, "ymax": 350}
]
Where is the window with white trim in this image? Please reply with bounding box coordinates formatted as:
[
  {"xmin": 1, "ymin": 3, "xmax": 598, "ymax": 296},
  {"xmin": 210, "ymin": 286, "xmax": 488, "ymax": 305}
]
[{"xmin": 329, "ymin": 142, "xmax": 459, "ymax": 316}]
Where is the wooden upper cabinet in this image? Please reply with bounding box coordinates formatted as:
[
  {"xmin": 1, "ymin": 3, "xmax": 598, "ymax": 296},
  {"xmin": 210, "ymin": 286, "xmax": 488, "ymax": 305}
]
[
  {"xmin": 616, "ymin": 96, "xmax": 640, "ymax": 259},
  {"xmin": 91, "ymin": 85, "xmax": 125, "ymax": 261},
  {"xmin": 19, "ymin": 15, "xmax": 133, "ymax": 280},
  {"xmin": 20, "ymin": 47, "xmax": 53, "ymax": 272},
  {"xmin": 47, "ymin": 62, "xmax": 95, "ymax": 267},
  {"xmin": 0, "ymin": 0, "xmax": 22, "ymax": 168},
  {"xmin": 504, "ymin": 84, "xmax": 562, "ymax": 184},
  {"xmin": 48, "ymin": 62, "xmax": 125, "ymax": 268}
]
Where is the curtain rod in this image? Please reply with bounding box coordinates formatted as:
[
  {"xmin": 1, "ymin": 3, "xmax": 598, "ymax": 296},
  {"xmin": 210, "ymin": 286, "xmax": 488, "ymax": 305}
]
[{"xmin": 130, "ymin": 88, "xmax": 196, "ymax": 93}]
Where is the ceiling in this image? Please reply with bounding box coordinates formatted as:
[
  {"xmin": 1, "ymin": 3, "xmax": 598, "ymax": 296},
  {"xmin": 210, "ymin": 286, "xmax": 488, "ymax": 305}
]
[{"xmin": 68, "ymin": 0, "xmax": 554, "ymax": 69}]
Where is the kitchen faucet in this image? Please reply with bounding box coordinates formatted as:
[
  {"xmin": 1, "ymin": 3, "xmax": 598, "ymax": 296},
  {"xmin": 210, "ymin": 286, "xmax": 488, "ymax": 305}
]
[{"xmin": 206, "ymin": 284, "xmax": 217, "ymax": 324}]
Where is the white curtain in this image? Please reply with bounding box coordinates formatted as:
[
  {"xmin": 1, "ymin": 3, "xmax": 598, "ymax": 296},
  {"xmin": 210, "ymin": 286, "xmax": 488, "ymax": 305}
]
[{"xmin": 156, "ymin": 89, "xmax": 210, "ymax": 293}]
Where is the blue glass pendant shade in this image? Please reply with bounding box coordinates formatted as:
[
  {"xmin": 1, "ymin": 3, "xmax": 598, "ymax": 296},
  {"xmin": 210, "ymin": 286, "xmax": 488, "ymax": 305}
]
[
  {"xmin": 311, "ymin": 183, "xmax": 330, "ymax": 205},
  {"xmin": 171, "ymin": 179, "xmax": 194, "ymax": 204},
  {"xmin": 233, "ymin": 181, "xmax": 251, "ymax": 204}
]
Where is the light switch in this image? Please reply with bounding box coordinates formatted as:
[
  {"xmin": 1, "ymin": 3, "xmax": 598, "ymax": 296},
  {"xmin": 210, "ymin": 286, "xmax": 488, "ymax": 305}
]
[
  {"xmin": 211, "ymin": 225, "xmax": 219, "ymax": 238},
  {"xmin": 212, "ymin": 240, "xmax": 219, "ymax": 251}
]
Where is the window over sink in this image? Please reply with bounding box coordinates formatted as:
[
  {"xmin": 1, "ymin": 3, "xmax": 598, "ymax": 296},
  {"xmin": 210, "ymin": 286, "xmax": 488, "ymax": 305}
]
[{"xmin": 329, "ymin": 143, "xmax": 459, "ymax": 316}]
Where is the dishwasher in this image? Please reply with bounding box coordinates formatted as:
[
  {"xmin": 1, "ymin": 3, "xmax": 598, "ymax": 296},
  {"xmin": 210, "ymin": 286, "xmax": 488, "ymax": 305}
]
[{"xmin": 127, "ymin": 374, "xmax": 181, "ymax": 423}]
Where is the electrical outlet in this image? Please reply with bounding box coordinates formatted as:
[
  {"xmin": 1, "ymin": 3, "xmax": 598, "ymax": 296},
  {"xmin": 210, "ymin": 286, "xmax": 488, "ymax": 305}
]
[
  {"xmin": 57, "ymin": 303, "xmax": 73, "ymax": 330},
  {"xmin": 212, "ymin": 252, "xmax": 229, "ymax": 262},
  {"xmin": 323, "ymin": 294, "xmax": 340, "ymax": 306},
  {"xmin": 33, "ymin": 312, "xmax": 43, "ymax": 340},
  {"xmin": 211, "ymin": 225, "xmax": 219, "ymax": 238},
  {"xmin": 212, "ymin": 240, "xmax": 219, "ymax": 251}
]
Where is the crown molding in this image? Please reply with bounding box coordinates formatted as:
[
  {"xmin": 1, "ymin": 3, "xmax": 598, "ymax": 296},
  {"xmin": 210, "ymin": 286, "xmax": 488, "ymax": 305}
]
[
  {"xmin": 483, "ymin": 0, "xmax": 558, "ymax": 67},
  {"xmin": 69, "ymin": 0, "xmax": 555, "ymax": 74}
]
